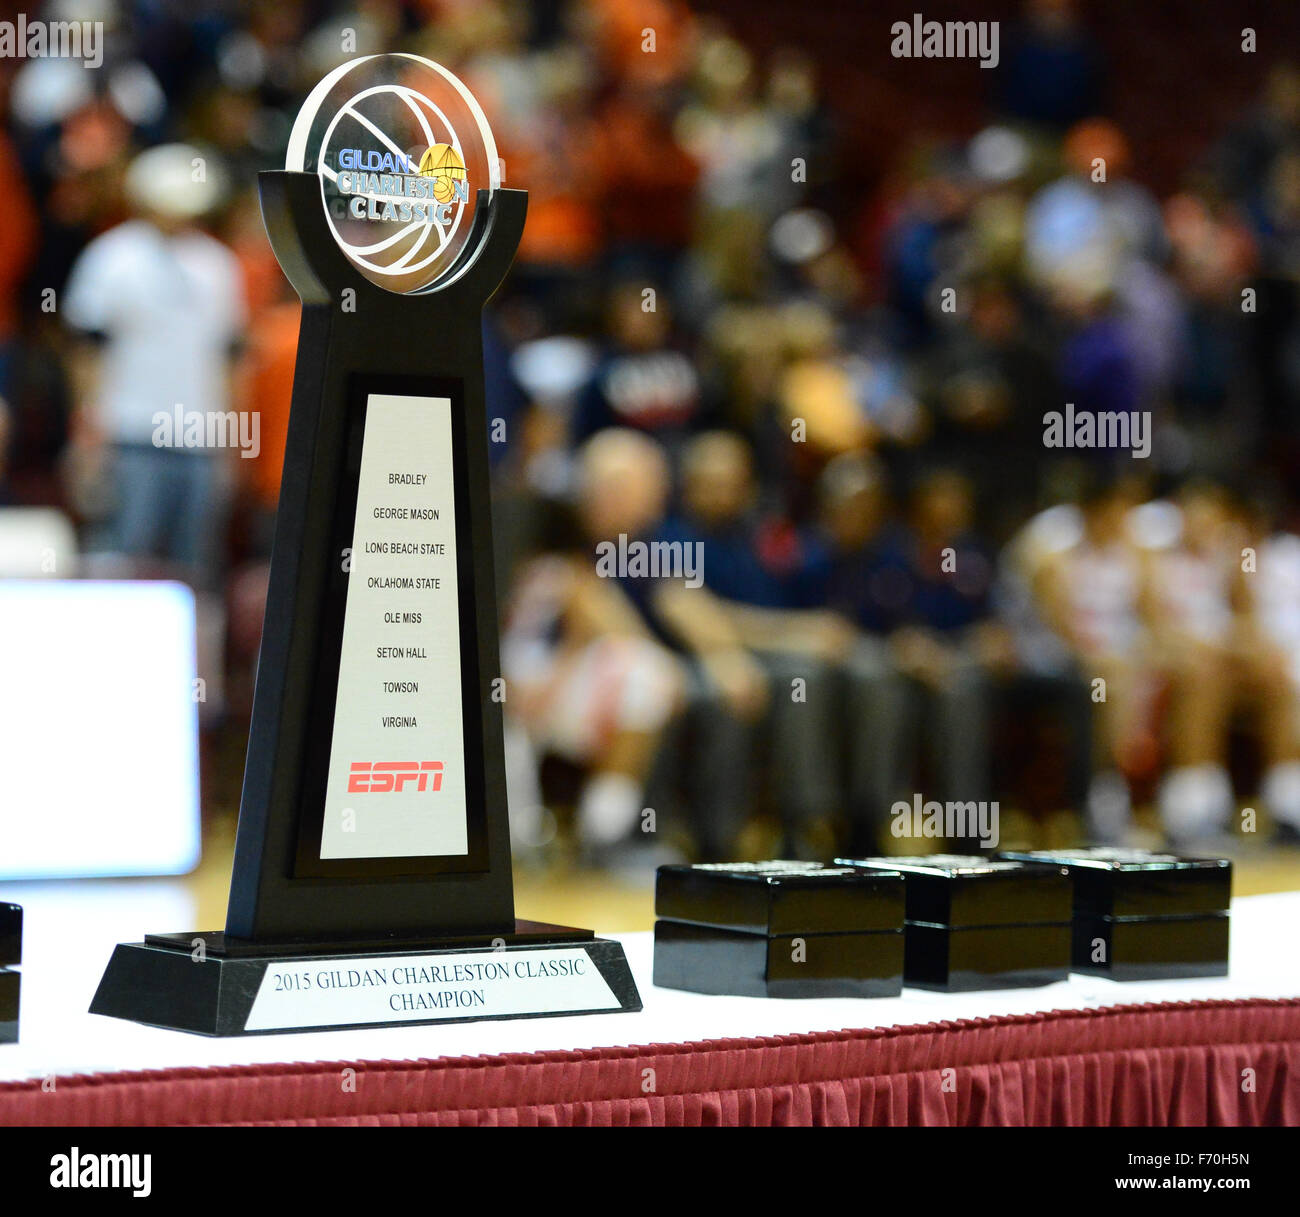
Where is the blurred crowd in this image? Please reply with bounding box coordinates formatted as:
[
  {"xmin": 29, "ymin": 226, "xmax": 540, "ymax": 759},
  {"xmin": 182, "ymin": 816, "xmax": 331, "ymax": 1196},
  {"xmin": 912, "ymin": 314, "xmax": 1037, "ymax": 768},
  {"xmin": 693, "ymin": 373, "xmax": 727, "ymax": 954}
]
[{"xmin": 2, "ymin": 0, "xmax": 1300, "ymax": 864}]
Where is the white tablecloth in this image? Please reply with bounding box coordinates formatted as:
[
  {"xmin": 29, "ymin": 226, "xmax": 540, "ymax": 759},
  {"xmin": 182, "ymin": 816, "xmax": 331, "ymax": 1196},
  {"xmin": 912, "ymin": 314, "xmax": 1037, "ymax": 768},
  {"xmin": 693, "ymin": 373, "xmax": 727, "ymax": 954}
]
[{"xmin": 1, "ymin": 881, "xmax": 1296, "ymax": 1084}]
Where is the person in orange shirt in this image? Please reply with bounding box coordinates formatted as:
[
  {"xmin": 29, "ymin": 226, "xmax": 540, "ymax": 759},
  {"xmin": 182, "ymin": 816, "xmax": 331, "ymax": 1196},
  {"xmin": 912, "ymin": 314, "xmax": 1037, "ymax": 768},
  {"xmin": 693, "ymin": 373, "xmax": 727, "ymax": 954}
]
[
  {"xmin": 584, "ymin": 0, "xmax": 697, "ymax": 88},
  {"xmin": 236, "ymin": 294, "xmax": 298, "ymax": 548}
]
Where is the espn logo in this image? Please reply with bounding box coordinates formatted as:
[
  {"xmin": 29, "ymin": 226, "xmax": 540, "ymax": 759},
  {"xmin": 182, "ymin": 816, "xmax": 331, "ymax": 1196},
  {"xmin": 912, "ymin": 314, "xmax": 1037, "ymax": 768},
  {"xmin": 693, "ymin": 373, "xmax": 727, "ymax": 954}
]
[{"xmin": 348, "ymin": 761, "xmax": 444, "ymax": 793}]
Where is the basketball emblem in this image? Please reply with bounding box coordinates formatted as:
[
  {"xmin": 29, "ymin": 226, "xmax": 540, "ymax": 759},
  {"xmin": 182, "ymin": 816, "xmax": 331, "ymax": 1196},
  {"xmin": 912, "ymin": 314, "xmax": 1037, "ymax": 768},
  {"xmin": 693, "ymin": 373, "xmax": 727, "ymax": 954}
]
[
  {"xmin": 419, "ymin": 144, "xmax": 468, "ymax": 204},
  {"xmin": 287, "ymin": 54, "xmax": 500, "ymax": 293}
]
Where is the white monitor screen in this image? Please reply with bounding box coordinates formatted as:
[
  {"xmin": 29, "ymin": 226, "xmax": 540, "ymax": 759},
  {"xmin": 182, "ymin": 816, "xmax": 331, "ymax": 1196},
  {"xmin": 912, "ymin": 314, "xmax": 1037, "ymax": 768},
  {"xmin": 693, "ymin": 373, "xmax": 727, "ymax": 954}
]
[{"xmin": 0, "ymin": 580, "xmax": 201, "ymax": 878}]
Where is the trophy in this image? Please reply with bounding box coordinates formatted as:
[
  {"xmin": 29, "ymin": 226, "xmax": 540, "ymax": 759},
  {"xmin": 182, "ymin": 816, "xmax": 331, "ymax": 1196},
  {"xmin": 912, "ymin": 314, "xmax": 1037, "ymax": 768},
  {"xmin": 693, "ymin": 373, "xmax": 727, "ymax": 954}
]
[{"xmin": 91, "ymin": 55, "xmax": 641, "ymax": 1035}]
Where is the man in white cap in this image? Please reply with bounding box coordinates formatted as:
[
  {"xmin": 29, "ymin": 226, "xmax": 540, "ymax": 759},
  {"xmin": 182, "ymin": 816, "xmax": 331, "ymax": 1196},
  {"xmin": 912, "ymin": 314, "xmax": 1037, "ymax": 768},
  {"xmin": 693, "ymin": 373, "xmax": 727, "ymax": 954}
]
[{"xmin": 63, "ymin": 142, "xmax": 245, "ymax": 587}]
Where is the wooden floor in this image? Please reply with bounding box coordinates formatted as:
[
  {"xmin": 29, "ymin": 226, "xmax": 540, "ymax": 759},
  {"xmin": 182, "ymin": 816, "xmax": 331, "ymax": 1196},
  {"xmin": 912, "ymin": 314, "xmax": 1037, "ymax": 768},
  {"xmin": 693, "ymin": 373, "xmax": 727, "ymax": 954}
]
[{"xmin": 186, "ymin": 812, "xmax": 1300, "ymax": 932}]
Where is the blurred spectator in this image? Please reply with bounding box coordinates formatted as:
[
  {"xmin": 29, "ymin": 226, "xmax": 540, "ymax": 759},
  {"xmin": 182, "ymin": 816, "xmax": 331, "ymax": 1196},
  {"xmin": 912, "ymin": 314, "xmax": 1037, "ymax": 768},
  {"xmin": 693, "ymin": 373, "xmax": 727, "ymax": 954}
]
[
  {"xmin": 1238, "ymin": 495, "xmax": 1300, "ymax": 842},
  {"xmin": 664, "ymin": 430, "xmax": 828, "ymax": 610},
  {"xmin": 1163, "ymin": 183, "xmax": 1256, "ymax": 458},
  {"xmin": 817, "ymin": 452, "xmax": 911, "ymax": 849},
  {"xmin": 661, "ymin": 430, "xmax": 845, "ymax": 853},
  {"xmin": 1035, "ymin": 474, "xmax": 1147, "ymax": 840},
  {"xmin": 995, "ymin": 0, "xmax": 1105, "ymax": 129},
  {"xmin": 236, "ymin": 295, "xmax": 298, "ymax": 548},
  {"xmin": 777, "ymin": 301, "xmax": 924, "ymax": 461},
  {"xmin": 1140, "ymin": 481, "xmax": 1240, "ymax": 842},
  {"xmin": 594, "ymin": 77, "xmax": 699, "ymax": 274},
  {"xmin": 502, "ymin": 429, "xmax": 685, "ymax": 859},
  {"xmin": 886, "ymin": 470, "xmax": 1007, "ymax": 830},
  {"xmin": 1219, "ymin": 62, "xmax": 1300, "ymax": 215},
  {"xmin": 676, "ymin": 31, "xmax": 786, "ymax": 304},
  {"xmin": 497, "ymin": 44, "xmax": 606, "ymax": 302},
  {"xmin": 0, "ymin": 130, "xmax": 38, "ymax": 399},
  {"xmin": 571, "ymin": 280, "xmax": 704, "ymax": 447},
  {"xmin": 62, "ymin": 143, "xmax": 244, "ymax": 588},
  {"xmin": 924, "ymin": 277, "xmax": 1056, "ymax": 538}
]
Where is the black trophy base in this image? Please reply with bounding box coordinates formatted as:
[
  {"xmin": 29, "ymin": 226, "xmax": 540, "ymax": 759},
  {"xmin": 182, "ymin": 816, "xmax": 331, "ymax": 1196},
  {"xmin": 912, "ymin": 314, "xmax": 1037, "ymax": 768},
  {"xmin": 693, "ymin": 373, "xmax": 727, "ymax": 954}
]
[
  {"xmin": 90, "ymin": 920, "xmax": 641, "ymax": 1037},
  {"xmin": 1071, "ymin": 912, "xmax": 1230, "ymax": 981},
  {"xmin": 903, "ymin": 921, "xmax": 1072, "ymax": 992},
  {"xmin": 652, "ymin": 919, "xmax": 904, "ymax": 998},
  {"xmin": 0, "ymin": 968, "xmax": 17, "ymax": 1043}
]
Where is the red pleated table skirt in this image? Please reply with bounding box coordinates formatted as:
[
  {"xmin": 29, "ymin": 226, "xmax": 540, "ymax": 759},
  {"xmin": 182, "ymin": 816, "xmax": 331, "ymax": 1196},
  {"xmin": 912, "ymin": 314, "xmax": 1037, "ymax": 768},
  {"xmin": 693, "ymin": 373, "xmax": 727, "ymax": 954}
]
[{"xmin": 2, "ymin": 997, "xmax": 1297, "ymax": 1126}]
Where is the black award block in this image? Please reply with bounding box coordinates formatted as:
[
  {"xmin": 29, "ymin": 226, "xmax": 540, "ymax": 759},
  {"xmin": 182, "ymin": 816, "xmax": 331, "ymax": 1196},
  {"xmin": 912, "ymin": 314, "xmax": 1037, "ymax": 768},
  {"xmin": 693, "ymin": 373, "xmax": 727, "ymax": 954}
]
[
  {"xmin": 999, "ymin": 848, "xmax": 1232, "ymax": 980},
  {"xmin": 655, "ymin": 860, "xmax": 904, "ymax": 934},
  {"xmin": 997, "ymin": 847, "xmax": 1231, "ymax": 918},
  {"xmin": 0, "ymin": 902, "xmax": 19, "ymax": 968},
  {"xmin": 0, "ymin": 969, "xmax": 18, "ymax": 1045},
  {"xmin": 652, "ymin": 862, "xmax": 905, "ymax": 998},
  {"xmin": 838, "ymin": 855, "xmax": 1072, "ymax": 991},
  {"xmin": 1069, "ymin": 913, "xmax": 1229, "ymax": 982},
  {"xmin": 90, "ymin": 57, "xmax": 640, "ymax": 1036},
  {"xmin": 0, "ymin": 902, "xmax": 19, "ymax": 1043}
]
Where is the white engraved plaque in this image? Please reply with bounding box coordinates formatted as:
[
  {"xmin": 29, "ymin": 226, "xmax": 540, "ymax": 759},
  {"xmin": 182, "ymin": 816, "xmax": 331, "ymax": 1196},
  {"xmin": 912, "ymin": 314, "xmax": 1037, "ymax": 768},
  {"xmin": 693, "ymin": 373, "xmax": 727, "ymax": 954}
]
[
  {"xmin": 243, "ymin": 947, "xmax": 620, "ymax": 1031},
  {"xmin": 319, "ymin": 393, "xmax": 469, "ymax": 859}
]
